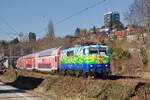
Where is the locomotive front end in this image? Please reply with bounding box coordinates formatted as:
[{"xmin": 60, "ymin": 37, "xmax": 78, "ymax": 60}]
[{"xmin": 84, "ymin": 45, "xmax": 110, "ymax": 75}]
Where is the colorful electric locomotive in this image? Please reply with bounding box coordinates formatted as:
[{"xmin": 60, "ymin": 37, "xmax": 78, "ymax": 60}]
[{"xmin": 59, "ymin": 45, "xmax": 110, "ymax": 76}]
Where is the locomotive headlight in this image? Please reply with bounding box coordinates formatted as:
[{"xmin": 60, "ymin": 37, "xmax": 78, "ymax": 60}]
[
  {"xmin": 90, "ymin": 65, "xmax": 93, "ymax": 67},
  {"xmin": 105, "ymin": 64, "xmax": 108, "ymax": 67}
]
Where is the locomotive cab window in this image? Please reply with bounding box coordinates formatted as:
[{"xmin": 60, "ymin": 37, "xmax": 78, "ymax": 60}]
[
  {"xmin": 89, "ymin": 47, "xmax": 99, "ymax": 54},
  {"xmin": 99, "ymin": 47, "xmax": 107, "ymax": 56},
  {"xmin": 89, "ymin": 47, "xmax": 107, "ymax": 55},
  {"xmin": 67, "ymin": 51, "xmax": 74, "ymax": 57}
]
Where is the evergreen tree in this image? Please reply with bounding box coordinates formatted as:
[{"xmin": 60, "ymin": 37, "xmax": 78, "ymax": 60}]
[
  {"xmin": 115, "ymin": 21, "xmax": 124, "ymax": 31},
  {"xmin": 10, "ymin": 38, "xmax": 19, "ymax": 44},
  {"xmin": 75, "ymin": 27, "xmax": 80, "ymax": 37},
  {"xmin": 93, "ymin": 26, "xmax": 97, "ymax": 34}
]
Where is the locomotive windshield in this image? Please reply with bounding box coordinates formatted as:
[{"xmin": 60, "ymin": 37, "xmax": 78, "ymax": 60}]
[
  {"xmin": 89, "ymin": 47, "xmax": 99, "ymax": 54},
  {"xmin": 99, "ymin": 47, "xmax": 107, "ymax": 56},
  {"xmin": 89, "ymin": 47, "xmax": 107, "ymax": 56}
]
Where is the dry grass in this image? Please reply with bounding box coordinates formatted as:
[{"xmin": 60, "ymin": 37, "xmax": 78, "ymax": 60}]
[{"xmin": 1, "ymin": 68, "xmax": 17, "ymax": 82}]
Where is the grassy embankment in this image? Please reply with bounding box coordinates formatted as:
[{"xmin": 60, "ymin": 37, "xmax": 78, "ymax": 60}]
[{"xmin": 1, "ymin": 68, "xmax": 150, "ymax": 100}]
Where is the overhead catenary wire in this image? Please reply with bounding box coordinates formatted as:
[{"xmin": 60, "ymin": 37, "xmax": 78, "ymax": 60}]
[
  {"xmin": 0, "ymin": 16, "xmax": 18, "ymax": 33},
  {"xmin": 0, "ymin": 16, "xmax": 20, "ymax": 40},
  {"xmin": 37, "ymin": 0, "xmax": 107, "ymax": 34},
  {"xmin": 0, "ymin": 26, "xmax": 16, "ymax": 39},
  {"xmin": 55, "ymin": 0, "xmax": 106, "ymax": 25},
  {"xmin": 0, "ymin": 27, "xmax": 18, "ymax": 35},
  {"xmin": 0, "ymin": 26, "xmax": 8, "ymax": 33}
]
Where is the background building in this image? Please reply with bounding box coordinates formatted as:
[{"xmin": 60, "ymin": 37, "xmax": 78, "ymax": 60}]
[
  {"xmin": 22, "ymin": 32, "xmax": 36, "ymax": 42},
  {"xmin": 104, "ymin": 11, "xmax": 120, "ymax": 27}
]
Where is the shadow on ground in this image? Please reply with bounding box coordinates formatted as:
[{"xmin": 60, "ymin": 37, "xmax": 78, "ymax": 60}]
[
  {"xmin": 4, "ymin": 74, "xmax": 141, "ymax": 91},
  {"xmin": 0, "ymin": 89, "xmax": 25, "ymax": 93},
  {"xmin": 6, "ymin": 76, "xmax": 44, "ymax": 90},
  {"xmin": 96, "ymin": 75, "xmax": 140, "ymax": 80}
]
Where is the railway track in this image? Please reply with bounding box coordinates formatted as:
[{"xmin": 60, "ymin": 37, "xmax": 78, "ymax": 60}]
[{"xmin": 95, "ymin": 74, "xmax": 150, "ymax": 85}]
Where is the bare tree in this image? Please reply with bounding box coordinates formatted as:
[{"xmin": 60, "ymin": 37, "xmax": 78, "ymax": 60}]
[
  {"xmin": 125, "ymin": 0, "xmax": 150, "ymax": 69},
  {"xmin": 124, "ymin": 0, "xmax": 150, "ymax": 42},
  {"xmin": 125, "ymin": 0, "xmax": 150, "ymax": 26},
  {"xmin": 47, "ymin": 21, "xmax": 55, "ymax": 39}
]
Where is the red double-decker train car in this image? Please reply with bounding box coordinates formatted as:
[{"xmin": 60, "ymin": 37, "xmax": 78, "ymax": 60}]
[
  {"xmin": 16, "ymin": 48, "xmax": 61, "ymax": 72},
  {"xmin": 35, "ymin": 48, "xmax": 61, "ymax": 72}
]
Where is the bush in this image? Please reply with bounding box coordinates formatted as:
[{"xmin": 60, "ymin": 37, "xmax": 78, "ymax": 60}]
[
  {"xmin": 141, "ymin": 48, "xmax": 148, "ymax": 66},
  {"xmin": 98, "ymin": 82, "xmax": 132, "ymax": 100},
  {"xmin": 109, "ymin": 47, "xmax": 131, "ymax": 61}
]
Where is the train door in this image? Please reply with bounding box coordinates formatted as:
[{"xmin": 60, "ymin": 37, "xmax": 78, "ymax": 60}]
[{"xmin": 52, "ymin": 56, "xmax": 55, "ymax": 70}]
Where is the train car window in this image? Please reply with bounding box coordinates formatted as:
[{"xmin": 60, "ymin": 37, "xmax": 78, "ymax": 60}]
[
  {"xmin": 89, "ymin": 47, "xmax": 99, "ymax": 54},
  {"xmin": 55, "ymin": 56, "xmax": 57, "ymax": 62},
  {"xmin": 67, "ymin": 51, "xmax": 74, "ymax": 57}
]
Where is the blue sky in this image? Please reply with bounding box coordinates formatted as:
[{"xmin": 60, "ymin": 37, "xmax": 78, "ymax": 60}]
[{"xmin": 0, "ymin": 0, "xmax": 134, "ymax": 40}]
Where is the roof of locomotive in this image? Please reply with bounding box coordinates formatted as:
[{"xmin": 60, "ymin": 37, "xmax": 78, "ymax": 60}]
[
  {"xmin": 65, "ymin": 45, "xmax": 108, "ymax": 50},
  {"xmin": 60, "ymin": 45, "xmax": 109, "ymax": 54}
]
